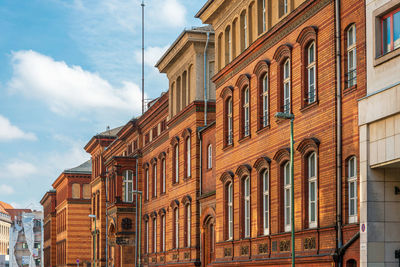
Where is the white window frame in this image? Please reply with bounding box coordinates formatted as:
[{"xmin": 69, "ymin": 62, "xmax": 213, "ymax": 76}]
[
  {"xmin": 284, "ymin": 0, "xmax": 288, "ymax": 14},
  {"xmin": 308, "ymin": 152, "xmax": 318, "ymax": 228},
  {"xmin": 244, "ymin": 176, "xmax": 251, "ymax": 238},
  {"xmin": 186, "ymin": 136, "xmax": 191, "ymax": 177},
  {"xmin": 145, "ymin": 220, "xmax": 149, "ymax": 253},
  {"xmin": 207, "ymin": 144, "xmax": 212, "ymax": 169},
  {"xmin": 186, "ymin": 204, "xmax": 191, "ymax": 247},
  {"xmin": 307, "ymin": 42, "xmax": 316, "ymax": 104},
  {"xmin": 227, "ymin": 98, "xmax": 233, "ymax": 145},
  {"xmin": 153, "ymin": 164, "xmax": 157, "ymax": 197},
  {"xmin": 243, "ymin": 87, "xmax": 250, "ymax": 136},
  {"xmin": 162, "ymin": 158, "xmax": 166, "ymax": 193},
  {"xmin": 347, "ymin": 25, "xmax": 357, "ymax": 88},
  {"xmin": 262, "ymin": 0, "xmax": 266, "ymax": 32},
  {"xmin": 227, "ymin": 182, "xmax": 233, "ymax": 240},
  {"xmin": 123, "ymin": 170, "xmax": 133, "ymax": 203},
  {"xmin": 244, "ymin": 12, "xmax": 248, "ymax": 48},
  {"xmin": 262, "ymin": 170, "xmax": 269, "ymax": 235},
  {"xmin": 262, "ymin": 73, "xmax": 269, "ymax": 127},
  {"xmin": 145, "ymin": 168, "xmax": 149, "ymax": 201},
  {"xmin": 283, "ymin": 59, "xmax": 291, "ymax": 113},
  {"xmin": 284, "ymin": 162, "xmax": 291, "ymax": 232},
  {"xmin": 153, "ymin": 217, "xmax": 157, "ymax": 253},
  {"xmin": 175, "ymin": 208, "xmax": 179, "ymax": 248},
  {"xmin": 348, "ymin": 156, "xmax": 358, "ymax": 223},
  {"xmin": 161, "ymin": 214, "xmax": 166, "ymax": 251},
  {"xmin": 175, "ymin": 145, "xmax": 179, "ymax": 183},
  {"xmin": 228, "ymin": 27, "xmax": 232, "ymax": 62}
]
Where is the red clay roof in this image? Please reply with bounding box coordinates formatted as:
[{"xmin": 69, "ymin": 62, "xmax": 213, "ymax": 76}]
[{"xmin": 0, "ymin": 201, "xmax": 13, "ymax": 210}]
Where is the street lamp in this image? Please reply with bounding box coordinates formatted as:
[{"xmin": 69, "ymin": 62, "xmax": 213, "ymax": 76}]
[
  {"xmin": 89, "ymin": 214, "xmax": 97, "ymax": 267},
  {"xmin": 275, "ymin": 112, "xmax": 295, "ymax": 267}
]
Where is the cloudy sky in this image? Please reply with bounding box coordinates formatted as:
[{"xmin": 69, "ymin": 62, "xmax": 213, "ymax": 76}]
[{"xmin": 0, "ymin": 0, "xmax": 204, "ymax": 210}]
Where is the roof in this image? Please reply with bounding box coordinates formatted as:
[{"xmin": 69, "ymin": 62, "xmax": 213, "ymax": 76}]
[
  {"xmin": 97, "ymin": 125, "xmax": 124, "ymax": 138},
  {"xmin": 155, "ymin": 25, "xmax": 214, "ymax": 68},
  {"xmin": 0, "ymin": 205, "xmax": 9, "ymax": 215},
  {"xmin": 63, "ymin": 160, "xmax": 92, "ymax": 174},
  {"xmin": 195, "ymin": 0, "xmax": 215, "ymax": 18},
  {"xmin": 0, "ymin": 201, "xmax": 13, "ymax": 210}
]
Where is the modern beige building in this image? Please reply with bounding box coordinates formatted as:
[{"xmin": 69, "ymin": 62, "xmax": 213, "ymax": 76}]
[
  {"xmin": 0, "ymin": 202, "xmax": 12, "ymax": 263},
  {"xmin": 359, "ymin": 0, "xmax": 400, "ymax": 266}
]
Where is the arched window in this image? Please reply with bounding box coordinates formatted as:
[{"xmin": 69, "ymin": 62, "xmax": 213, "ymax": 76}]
[
  {"xmin": 307, "ymin": 42, "xmax": 316, "ymax": 104},
  {"xmin": 308, "ymin": 152, "xmax": 317, "ymax": 228},
  {"xmin": 346, "ymin": 25, "xmax": 357, "ymax": 88},
  {"xmin": 176, "ymin": 76, "xmax": 181, "ymax": 113},
  {"xmin": 174, "ymin": 144, "xmax": 179, "ymax": 183},
  {"xmin": 161, "ymin": 158, "xmax": 166, "ymax": 193},
  {"xmin": 207, "ymin": 144, "xmax": 212, "ymax": 169},
  {"xmin": 145, "ymin": 168, "xmax": 149, "ymax": 201},
  {"xmin": 346, "ymin": 259, "xmax": 357, "ymax": 267},
  {"xmin": 243, "ymin": 176, "xmax": 251, "ymax": 237},
  {"xmin": 145, "ymin": 219, "xmax": 149, "ymax": 254},
  {"xmin": 240, "ymin": 10, "xmax": 248, "ymax": 51},
  {"xmin": 185, "ymin": 203, "xmax": 191, "ymax": 247},
  {"xmin": 283, "ymin": 162, "xmax": 291, "ymax": 232},
  {"xmin": 283, "ymin": 59, "xmax": 291, "ymax": 113},
  {"xmin": 186, "ymin": 136, "xmax": 191, "ymax": 178},
  {"xmin": 161, "ymin": 214, "xmax": 166, "ymax": 251},
  {"xmin": 243, "ymin": 86, "xmax": 250, "ymax": 137},
  {"xmin": 227, "ymin": 182, "xmax": 233, "ymax": 240},
  {"xmin": 279, "ymin": 0, "xmax": 288, "ymax": 17},
  {"xmin": 261, "ymin": 170, "xmax": 269, "ymax": 235},
  {"xmin": 225, "ymin": 25, "xmax": 232, "ymax": 64},
  {"xmin": 258, "ymin": 0, "xmax": 266, "ymax": 33},
  {"xmin": 227, "ymin": 97, "xmax": 233, "ymax": 145},
  {"xmin": 348, "ymin": 156, "xmax": 357, "ymax": 223},
  {"xmin": 153, "ymin": 217, "xmax": 157, "ymax": 253},
  {"xmin": 153, "ymin": 164, "xmax": 157, "ymax": 197},
  {"xmin": 123, "ymin": 170, "xmax": 134, "ymax": 202},
  {"xmin": 218, "ymin": 33, "xmax": 223, "ymax": 70},
  {"xmin": 174, "ymin": 207, "xmax": 179, "ymax": 248},
  {"xmin": 262, "ymin": 73, "xmax": 269, "ymax": 127}
]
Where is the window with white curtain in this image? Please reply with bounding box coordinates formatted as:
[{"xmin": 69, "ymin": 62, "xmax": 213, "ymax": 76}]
[
  {"xmin": 307, "ymin": 42, "xmax": 316, "ymax": 104},
  {"xmin": 348, "ymin": 156, "xmax": 357, "ymax": 223},
  {"xmin": 308, "ymin": 152, "xmax": 317, "ymax": 228},
  {"xmin": 123, "ymin": 170, "xmax": 133, "ymax": 202}
]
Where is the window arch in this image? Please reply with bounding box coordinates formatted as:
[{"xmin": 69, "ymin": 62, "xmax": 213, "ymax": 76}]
[
  {"xmin": 242, "ymin": 86, "xmax": 250, "ymax": 137},
  {"xmin": 161, "ymin": 157, "xmax": 166, "ymax": 193},
  {"xmin": 243, "ymin": 176, "xmax": 251, "ymax": 238},
  {"xmin": 174, "ymin": 207, "xmax": 179, "ymax": 248},
  {"xmin": 346, "ymin": 24, "xmax": 357, "ymax": 88},
  {"xmin": 207, "ymin": 144, "xmax": 212, "ymax": 169},
  {"xmin": 274, "ymin": 44, "xmax": 292, "ymax": 114},
  {"xmin": 123, "ymin": 170, "xmax": 134, "ymax": 202},
  {"xmin": 346, "ymin": 259, "xmax": 357, "ymax": 267},
  {"xmin": 225, "ymin": 25, "xmax": 232, "ymax": 64},
  {"xmin": 254, "ymin": 156, "xmax": 271, "ymax": 235},
  {"xmin": 186, "ymin": 136, "xmax": 191, "ymax": 178},
  {"xmin": 347, "ymin": 156, "xmax": 357, "ymax": 223},
  {"xmin": 240, "ymin": 10, "xmax": 248, "ymax": 51},
  {"xmin": 220, "ymin": 171, "xmax": 234, "ymax": 240},
  {"xmin": 254, "ymin": 60, "xmax": 270, "ymax": 129},
  {"xmin": 184, "ymin": 202, "xmax": 191, "ymax": 247},
  {"xmin": 220, "ymin": 86, "xmax": 234, "ymax": 147},
  {"xmin": 152, "ymin": 162, "xmax": 157, "ymax": 198}
]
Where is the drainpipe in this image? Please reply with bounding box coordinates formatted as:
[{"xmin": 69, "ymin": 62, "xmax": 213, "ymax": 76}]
[
  {"xmin": 204, "ymin": 31, "xmax": 210, "ymax": 126},
  {"xmin": 335, "ymin": 0, "xmax": 343, "ymax": 266}
]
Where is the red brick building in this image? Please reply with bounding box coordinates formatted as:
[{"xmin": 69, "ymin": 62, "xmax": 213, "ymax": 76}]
[
  {"xmin": 40, "ymin": 190, "xmax": 57, "ymax": 267},
  {"xmin": 196, "ymin": 0, "xmax": 365, "ymax": 265}
]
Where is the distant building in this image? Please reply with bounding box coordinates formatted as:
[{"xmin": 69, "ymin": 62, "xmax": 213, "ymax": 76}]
[
  {"xmin": 9, "ymin": 211, "xmax": 43, "ymax": 267},
  {"xmin": 40, "ymin": 190, "xmax": 56, "ymax": 267},
  {"xmin": 0, "ymin": 202, "xmax": 12, "ymax": 267}
]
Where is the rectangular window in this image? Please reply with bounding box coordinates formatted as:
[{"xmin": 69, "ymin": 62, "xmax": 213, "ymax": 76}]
[
  {"xmin": 347, "ymin": 25, "xmax": 357, "ymax": 88},
  {"xmin": 145, "ymin": 169, "xmax": 149, "ymax": 201},
  {"xmin": 186, "ymin": 204, "xmax": 191, "ymax": 247},
  {"xmin": 227, "ymin": 98, "xmax": 233, "ymax": 145},
  {"xmin": 123, "ymin": 170, "xmax": 133, "ymax": 202},
  {"xmin": 208, "ymin": 145, "xmax": 212, "ymax": 169},
  {"xmin": 162, "ymin": 159, "xmax": 166, "ymax": 193},
  {"xmin": 308, "ymin": 153, "xmax": 317, "ymax": 228},
  {"xmin": 307, "ymin": 42, "xmax": 316, "ymax": 104},
  {"xmin": 186, "ymin": 137, "xmax": 191, "ymax": 177},
  {"xmin": 284, "ymin": 162, "xmax": 291, "ymax": 232},
  {"xmin": 175, "ymin": 145, "xmax": 179, "ymax": 183},
  {"xmin": 262, "ymin": 74, "xmax": 269, "ymax": 127},
  {"xmin": 262, "ymin": 170, "xmax": 269, "ymax": 235},
  {"xmin": 243, "ymin": 88, "xmax": 250, "ymax": 136},
  {"xmin": 348, "ymin": 157, "xmax": 358, "ymax": 223},
  {"xmin": 162, "ymin": 215, "xmax": 166, "ymax": 251},
  {"xmin": 146, "ymin": 220, "xmax": 149, "ymax": 253},
  {"xmin": 244, "ymin": 177, "xmax": 251, "ymax": 238},
  {"xmin": 262, "ymin": 0, "xmax": 266, "ymax": 32},
  {"xmin": 153, "ymin": 218, "xmax": 157, "ymax": 253},
  {"xmin": 227, "ymin": 183, "xmax": 233, "ymax": 240},
  {"xmin": 382, "ymin": 8, "xmax": 400, "ymax": 55},
  {"xmin": 153, "ymin": 164, "xmax": 157, "ymax": 197},
  {"xmin": 283, "ymin": 59, "xmax": 291, "ymax": 113},
  {"xmin": 175, "ymin": 208, "xmax": 179, "ymax": 248}
]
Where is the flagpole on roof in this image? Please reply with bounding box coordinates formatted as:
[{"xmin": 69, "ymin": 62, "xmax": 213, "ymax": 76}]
[{"xmin": 141, "ymin": 0, "xmax": 145, "ymax": 114}]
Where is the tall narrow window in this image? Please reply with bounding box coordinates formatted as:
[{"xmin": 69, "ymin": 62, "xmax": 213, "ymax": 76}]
[
  {"xmin": 244, "ymin": 176, "xmax": 251, "ymax": 237},
  {"xmin": 284, "ymin": 162, "xmax": 291, "ymax": 232},
  {"xmin": 145, "ymin": 220, "xmax": 149, "ymax": 253},
  {"xmin": 161, "ymin": 214, "xmax": 166, "ymax": 251},
  {"xmin": 123, "ymin": 170, "xmax": 133, "ymax": 202},
  {"xmin": 225, "ymin": 26, "xmax": 232, "ymax": 64},
  {"xmin": 153, "ymin": 217, "xmax": 157, "ymax": 253},
  {"xmin": 348, "ymin": 157, "xmax": 357, "ymax": 223},
  {"xmin": 283, "ymin": 59, "xmax": 291, "ymax": 113},
  {"xmin": 186, "ymin": 136, "xmax": 191, "ymax": 178},
  {"xmin": 227, "ymin": 98, "xmax": 233, "ymax": 145},
  {"xmin": 186, "ymin": 204, "xmax": 191, "ymax": 247},
  {"xmin": 227, "ymin": 182, "xmax": 233, "ymax": 240},
  {"xmin": 162, "ymin": 158, "xmax": 166, "ymax": 193},
  {"xmin": 240, "ymin": 11, "xmax": 248, "ymax": 51},
  {"xmin": 153, "ymin": 164, "xmax": 157, "ymax": 197},
  {"xmin": 308, "ymin": 153, "xmax": 317, "ymax": 228},
  {"xmin": 279, "ymin": 0, "xmax": 288, "ymax": 17},
  {"xmin": 243, "ymin": 87, "xmax": 250, "ymax": 137},
  {"xmin": 145, "ymin": 168, "xmax": 149, "ymax": 201},
  {"xmin": 307, "ymin": 42, "xmax": 316, "ymax": 104},
  {"xmin": 262, "ymin": 170, "xmax": 269, "ymax": 235},
  {"xmin": 381, "ymin": 8, "xmax": 400, "ymax": 55},
  {"xmin": 347, "ymin": 25, "xmax": 357, "ymax": 88},
  {"xmin": 174, "ymin": 144, "xmax": 179, "ymax": 183},
  {"xmin": 262, "ymin": 0, "xmax": 266, "ymax": 32},
  {"xmin": 262, "ymin": 73, "xmax": 269, "ymax": 127},
  {"xmin": 174, "ymin": 208, "xmax": 179, "ymax": 248},
  {"xmin": 207, "ymin": 144, "xmax": 212, "ymax": 169}
]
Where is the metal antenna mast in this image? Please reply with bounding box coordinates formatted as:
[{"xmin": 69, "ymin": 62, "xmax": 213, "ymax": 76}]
[{"xmin": 141, "ymin": 0, "xmax": 145, "ymax": 114}]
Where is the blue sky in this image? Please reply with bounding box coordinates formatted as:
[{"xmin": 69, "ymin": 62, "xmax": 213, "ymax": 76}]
[{"xmin": 0, "ymin": 0, "xmax": 204, "ymax": 210}]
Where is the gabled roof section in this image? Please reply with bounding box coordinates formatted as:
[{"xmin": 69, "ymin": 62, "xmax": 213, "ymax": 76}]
[
  {"xmin": 84, "ymin": 125, "xmax": 124, "ymax": 153},
  {"xmin": 155, "ymin": 25, "xmax": 214, "ymax": 72},
  {"xmin": 0, "ymin": 201, "xmax": 14, "ymax": 210},
  {"xmin": 64, "ymin": 160, "xmax": 92, "ymax": 174}
]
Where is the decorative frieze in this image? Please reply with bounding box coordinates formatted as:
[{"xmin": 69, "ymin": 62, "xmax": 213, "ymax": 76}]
[
  {"xmin": 304, "ymin": 237, "xmax": 316, "ymax": 250},
  {"xmin": 184, "ymin": 252, "xmax": 190, "ymax": 259},
  {"xmin": 280, "ymin": 240, "xmax": 290, "ymax": 252},
  {"xmin": 258, "ymin": 243, "xmax": 268, "ymax": 254},
  {"xmin": 224, "ymin": 248, "xmax": 232, "ymax": 257},
  {"xmin": 241, "ymin": 245, "xmax": 249, "ymax": 255}
]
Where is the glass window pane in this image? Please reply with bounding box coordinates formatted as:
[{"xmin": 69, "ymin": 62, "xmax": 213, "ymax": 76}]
[
  {"xmin": 383, "ymin": 17, "xmax": 391, "ymax": 54},
  {"xmin": 394, "ymin": 12, "xmax": 400, "ymax": 49},
  {"xmin": 308, "ymin": 43, "xmax": 314, "ymax": 64},
  {"xmin": 310, "ymin": 182, "xmax": 315, "ymax": 201},
  {"xmin": 350, "ymin": 182, "xmax": 355, "ymax": 198},
  {"xmin": 350, "ymin": 199, "xmax": 355, "ymax": 215},
  {"xmin": 311, "ymin": 203, "xmax": 315, "ymax": 221}
]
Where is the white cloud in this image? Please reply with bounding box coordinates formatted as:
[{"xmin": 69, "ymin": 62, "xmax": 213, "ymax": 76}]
[
  {"xmin": 158, "ymin": 0, "xmax": 187, "ymax": 28},
  {"xmin": 0, "ymin": 115, "xmax": 37, "ymax": 142},
  {"xmin": 135, "ymin": 45, "xmax": 169, "ymax": 67},
  {"xmin": 0, "ymin": 160, "xmax": 38, "ymax": 179},
  {"xmin": 8, "ymin": 50, "xmax": 143, "ymax": 116},
  {"xmin": 0, "ymin": 184, "xmax": 14, "ymax": 195}
]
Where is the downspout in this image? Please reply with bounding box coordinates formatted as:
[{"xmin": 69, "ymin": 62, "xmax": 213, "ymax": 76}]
[
  {"xmin": 335, "ymin": 0, "xmax": 343, "ymax": 266},
  {"xmin": 198, "ymin": 130, "xmax": 203, "ymax": 266},
  {"xmin": 204, "ymin": 31, "xmax": 210, "ymax": 126}
]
